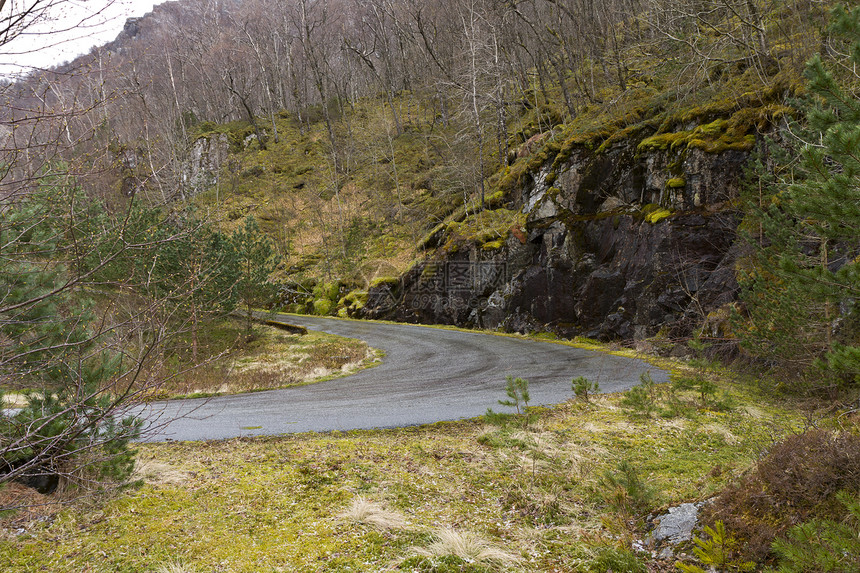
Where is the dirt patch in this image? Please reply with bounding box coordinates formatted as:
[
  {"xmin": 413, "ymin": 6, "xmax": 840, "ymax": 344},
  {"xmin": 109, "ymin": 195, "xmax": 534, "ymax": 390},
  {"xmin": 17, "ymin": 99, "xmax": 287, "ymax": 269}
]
[{"xmin": 0, "ymin": 482, "xmax": 61, "ymax": 538}]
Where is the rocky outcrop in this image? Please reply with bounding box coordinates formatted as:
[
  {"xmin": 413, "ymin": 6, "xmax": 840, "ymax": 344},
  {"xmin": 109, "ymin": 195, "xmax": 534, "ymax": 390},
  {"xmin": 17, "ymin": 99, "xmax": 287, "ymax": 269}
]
[
  {"xmin": 364, "ymin": 136, "xmax": 749, "ymax": 342},
  {"xmin": 182, "ymin": 134, "xmax": 229, "ymax": 194}
]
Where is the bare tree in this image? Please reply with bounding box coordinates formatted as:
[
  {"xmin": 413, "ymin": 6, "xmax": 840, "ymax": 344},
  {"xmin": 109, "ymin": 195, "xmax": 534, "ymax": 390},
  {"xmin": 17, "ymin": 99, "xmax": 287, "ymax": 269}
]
[
  {"xmin": 640, "ymin": 0, "xmax": 825, "ymax": 92},
  {"xmin": 0, "ymin": 0, "xmax": 237, "ymax": 493}
]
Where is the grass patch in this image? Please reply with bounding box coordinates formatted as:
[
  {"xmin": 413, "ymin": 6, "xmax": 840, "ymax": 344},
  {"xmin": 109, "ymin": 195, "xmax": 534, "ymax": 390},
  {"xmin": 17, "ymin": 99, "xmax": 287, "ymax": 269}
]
[
  {"xmin": 143, "ymin": 320, "xmax": 380, "ymax": 400},
  {"xmin": 0, "ymin": 368, "xmax": 807, "ymax": 572}
]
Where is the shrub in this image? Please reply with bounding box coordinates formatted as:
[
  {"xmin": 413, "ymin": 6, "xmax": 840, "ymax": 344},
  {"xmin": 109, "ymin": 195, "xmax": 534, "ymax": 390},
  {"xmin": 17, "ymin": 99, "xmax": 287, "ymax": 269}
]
[
  {"xmin": 771, "ymin": 491, "xmax": 860, "ymax": 573},
  {"xmin": 1, "ymin": 387, "xmax": 141, "ymax": 493},
  {"xmin": 620, "ymin": 372, "xmax": 659, "ymax": 417},
  {"xmin": 572, "ymin": 376, "xmax": 600, "ymax": 403},
  {"xmin": 498, "ymin": 376, "xmax": 530, "ymax": 415},
  {"xmin": 596, "ymin": 459, "xmax": 660, "ymax": 518},
  {"xmin": 676, "ymin": 521, "xmax": 755, "ymax": 573},
  {"xmin": 673, "ymin": 337, "xmax": 726, "ymax": 409},
  {"xmin": 702, "ymin": 429, "xmax": 860, "ymax": 562}
]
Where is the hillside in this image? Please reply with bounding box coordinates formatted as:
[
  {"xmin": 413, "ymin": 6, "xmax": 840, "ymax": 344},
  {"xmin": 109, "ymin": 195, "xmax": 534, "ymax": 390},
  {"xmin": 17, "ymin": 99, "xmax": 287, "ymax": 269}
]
[
  {"xmin": 147, "ymin": 0, "xmax": 823, "ymax": 348},
  {"xmin": 3, "ymin": 0, "xmax": 853, "ymax": 369},
  {"xmin": 0, "ymin": 1, "xmax": 854, "ymax": 397},
  {"xmin": 2, "ymin": 1, "xmax": 860, "ymax": 572}
]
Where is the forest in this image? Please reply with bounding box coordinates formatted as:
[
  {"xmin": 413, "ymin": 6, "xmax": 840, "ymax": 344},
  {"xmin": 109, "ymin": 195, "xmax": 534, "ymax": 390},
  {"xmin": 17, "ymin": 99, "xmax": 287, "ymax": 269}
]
[{"xmin": 1, "ymin": 0, "xmax": 860, "ymax": 571}]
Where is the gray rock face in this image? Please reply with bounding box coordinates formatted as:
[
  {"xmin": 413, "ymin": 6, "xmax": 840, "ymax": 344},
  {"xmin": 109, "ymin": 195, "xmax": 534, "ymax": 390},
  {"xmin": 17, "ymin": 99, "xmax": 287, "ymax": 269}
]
[
  {"xmin": 364, "ymin": 137, "xmax": 748, "ymax": 342},
  {"xmin": 183, "ymin": 134, "xmax": 229, "ymax": 194},
  {"xmin": 648, "ymin": 502, "xmax": 701, "ymax": 546}
]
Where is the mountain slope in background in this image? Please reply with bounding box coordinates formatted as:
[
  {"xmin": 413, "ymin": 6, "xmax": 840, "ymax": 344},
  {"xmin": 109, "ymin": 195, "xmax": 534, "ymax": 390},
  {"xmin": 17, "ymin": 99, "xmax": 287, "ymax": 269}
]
[{"xmin": 1, "ymin": 0, "xmax": 832, "ymax": 346}]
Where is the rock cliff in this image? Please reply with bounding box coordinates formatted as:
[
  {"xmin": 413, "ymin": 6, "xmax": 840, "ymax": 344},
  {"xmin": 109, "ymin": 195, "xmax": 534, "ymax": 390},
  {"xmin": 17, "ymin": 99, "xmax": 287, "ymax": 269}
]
[
  {"xmin": 182, "ymin": 133, "xmax": 230, "ymax": 194},
  {"xmin": 363, "ymin": 135, "xmax": 749, "ymax": 342}
]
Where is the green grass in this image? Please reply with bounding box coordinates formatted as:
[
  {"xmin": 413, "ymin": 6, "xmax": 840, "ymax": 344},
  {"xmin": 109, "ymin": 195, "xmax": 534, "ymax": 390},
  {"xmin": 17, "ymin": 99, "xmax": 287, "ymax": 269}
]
[
  {"xmin": 142, "ymin": 320, "xmax": 381, "ymax": 400},
  {"xmin": 0, "ymin": 364, "xmax": 804, "ymax": 572}
]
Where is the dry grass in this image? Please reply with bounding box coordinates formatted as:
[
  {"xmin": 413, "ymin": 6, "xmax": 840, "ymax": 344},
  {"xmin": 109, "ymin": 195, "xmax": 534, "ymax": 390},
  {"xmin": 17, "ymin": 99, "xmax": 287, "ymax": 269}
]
[
  {"xmin": 0, "ymin": 371, "xmax": 806, "ymax": 572},
  {"xmin": 0, "ymin": 483, "xmax": 63, "ymax": 539},
  {"xmin": 701, "ymin": 422, "xmax": 740, "ymax": 445},
  {"xmin": 155, "ymin": 562, "xmax": 196, "ymax": 573},
  {"xmin": 338, "ymin": 496, "xmax": 409, "ymax": 530},
  {"xmin": 413, "ymin": 527, "xmax": 521, "ymax": 567},
  {"xmin": 132, "ymin": 460, "xmax": 195, "ymax": 487},
  {"xmin": 147, "ymin": 327, "xmax": 377, "ymax": 399}
]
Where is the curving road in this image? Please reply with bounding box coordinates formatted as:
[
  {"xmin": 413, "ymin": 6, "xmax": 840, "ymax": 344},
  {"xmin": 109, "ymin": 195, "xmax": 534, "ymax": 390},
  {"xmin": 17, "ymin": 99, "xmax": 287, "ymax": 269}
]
[{"xmin": 138, "ymin": 315, "xmax": 668, "ymax": 442}]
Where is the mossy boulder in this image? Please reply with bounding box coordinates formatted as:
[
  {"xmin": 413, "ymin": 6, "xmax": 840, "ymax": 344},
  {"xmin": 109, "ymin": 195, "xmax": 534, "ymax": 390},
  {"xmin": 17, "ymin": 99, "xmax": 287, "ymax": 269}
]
[
  {"xmin": 313, "ymin": 281, "xmax": 341, "ymax": 302},
  {"xmin": 313, "ymin": 298, "xmax": 334, "ymax": 316},
  {"xmin": 338, "ymin": 289, "xmax": 368, "ymax": 317},
  {"xmin": 370, "ymin": 276, "xmax": 400, "ymax": 289}
]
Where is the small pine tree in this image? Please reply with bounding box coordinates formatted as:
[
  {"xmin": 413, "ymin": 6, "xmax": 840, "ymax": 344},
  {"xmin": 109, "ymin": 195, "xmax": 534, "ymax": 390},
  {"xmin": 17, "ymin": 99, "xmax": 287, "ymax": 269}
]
[
  {"xmin": 230, "ymin": 216, "xmax": 281, "ymax": 332},
  {"xmin": 676, "ymin": 521, "xmax": 755, "ymax": 573},
  {"xmin": 620, "ymin": 371, "xmax": 659, "ymax": 417},
  {"xmin": 597, "ymin": 459, "xmax": 660, "ymax": 518},
  {"xmin": 674, "ymin": 338, "xmax": 719, "ymax": 407},
  {"xmin": 0, "ymin": 171, "xmax": 142, "ymax": 489},
  {"xmin": 572, "ymin": 376, "xmax": 600, "ymax": 403},
  {"xmin": 739, "ymin": 4, "xmax": 860, "ymax": 386},
  {"xmin": 499, "ymin": 375, "xmax": 530, "ymax": 415},
  {"xmin": 771, "ymin": 491, "xmax": 860, "ymax": 573}
]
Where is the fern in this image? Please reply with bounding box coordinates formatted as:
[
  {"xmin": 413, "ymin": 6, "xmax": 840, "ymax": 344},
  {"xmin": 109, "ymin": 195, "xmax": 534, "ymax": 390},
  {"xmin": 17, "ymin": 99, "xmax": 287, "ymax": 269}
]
[{"xmin": 676, "ymin": 521, "xmax": 755, "ymax": 573}]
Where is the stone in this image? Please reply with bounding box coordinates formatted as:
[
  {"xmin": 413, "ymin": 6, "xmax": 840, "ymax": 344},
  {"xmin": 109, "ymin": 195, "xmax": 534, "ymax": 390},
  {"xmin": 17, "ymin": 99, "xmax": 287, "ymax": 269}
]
[
  {"xmin": 599, "ymin": 196, "xmax": 627, "ymax": 212},
  {"xmin": 648, "ymin": 502, "xmax": 700, "ymax": 546},
  {"xmin": 534, "ymin": 197, "xmax": 558, "ymax": 220},
  {"xmin": 658, "ymin": 546, "xmax": 675, "ymax": 560}
]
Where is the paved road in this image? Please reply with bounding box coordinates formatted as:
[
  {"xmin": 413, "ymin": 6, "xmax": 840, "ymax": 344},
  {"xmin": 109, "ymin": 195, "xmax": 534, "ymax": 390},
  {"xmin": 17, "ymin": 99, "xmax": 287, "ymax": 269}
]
[{"xmin": 139, "ymin": 316, "xmax": 668, "ymax": 442}]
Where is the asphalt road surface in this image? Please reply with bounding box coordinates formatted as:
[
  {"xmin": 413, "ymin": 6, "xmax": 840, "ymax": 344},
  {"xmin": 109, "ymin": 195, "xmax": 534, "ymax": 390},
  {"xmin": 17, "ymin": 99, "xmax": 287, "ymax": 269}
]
[{"xmin": 138, "ymin": 315, "xmax": 668, "ymax": 442}]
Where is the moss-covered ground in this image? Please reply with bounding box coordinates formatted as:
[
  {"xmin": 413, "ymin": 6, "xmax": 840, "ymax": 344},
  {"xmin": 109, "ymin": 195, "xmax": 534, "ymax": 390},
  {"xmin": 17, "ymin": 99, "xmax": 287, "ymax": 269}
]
[
  {"xmin": 0, "ymin": 362, "xmax": 806, "ymax": 572},
  {"xmin": 144, "ymin": 320, "xmax": 380, "ymax": 400}
]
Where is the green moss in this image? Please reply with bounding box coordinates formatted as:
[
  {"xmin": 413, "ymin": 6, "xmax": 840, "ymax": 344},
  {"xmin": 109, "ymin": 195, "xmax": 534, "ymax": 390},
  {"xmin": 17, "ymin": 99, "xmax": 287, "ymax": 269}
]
[
  {"xmin": 443, "ymin": 208, "xmax": 526, "ymax": 252},
  {"xmin": 370, "ymin": 276, "xmax": 400, "ymax": 288},
  {"xmin": 340, "ymin": 289, "xmax": 368, "ymax": 308},
  {"xmin": 484, "ymin": 189, "xmax": 508, "ymax": 210},
  {"xmin": 667, "ymin": 177, "xmax": 686, "ymax": 189},
  {"xmin": 313, "ymin": 281, "xmax": 341, "ymax": 302},
  {"xmin": 481, "ymin": 239, "xmax": 505, "ymax": 251},
  {"xmin": 646, "ymin": 208, "xmax": 673, "ymax": 224},
  {"xmin": 335, "ymin": 289, "xmax": 369, "ymax": 318},
  {"xmin": 698, "ymin": 118, "xmax": 728, "ymax": 135},
  {"xmin": 638, "ymin": 131, "xmax": 692, "ymax": 152},
  {"xmin": 312, "ymin": 298, "xmax": 333, "ymax": 316},
  {"xmin": 635, "ymin": 103, "xmax": 790, "ymax": 155},
  {"xmin": 640, "ymin": 203, "xmax": 674, "ymax": 224}
]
